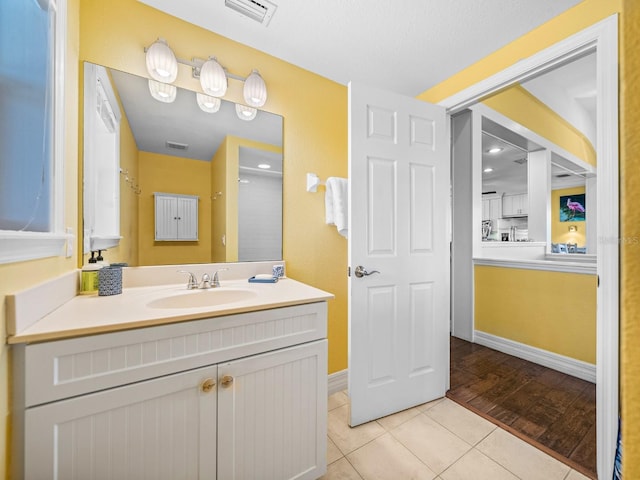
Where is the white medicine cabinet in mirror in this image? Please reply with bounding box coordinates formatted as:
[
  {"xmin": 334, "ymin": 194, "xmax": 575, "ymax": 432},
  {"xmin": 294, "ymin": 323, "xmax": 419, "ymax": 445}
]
[{"xmin": 81, "ymin": 62, "xmax": 283, "ymax": 267}]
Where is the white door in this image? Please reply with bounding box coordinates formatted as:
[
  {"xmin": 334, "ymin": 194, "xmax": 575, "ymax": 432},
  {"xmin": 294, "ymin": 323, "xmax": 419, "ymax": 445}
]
[{"xmin": 348, "ymin": 82, "xmax": 450, "ymax": 426}]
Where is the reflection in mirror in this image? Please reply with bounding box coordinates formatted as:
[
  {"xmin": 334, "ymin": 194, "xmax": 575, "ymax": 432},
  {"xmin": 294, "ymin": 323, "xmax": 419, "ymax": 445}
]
[{"xmin": 82, "ymin": 63, "xmax": 283, "ymax": 267}]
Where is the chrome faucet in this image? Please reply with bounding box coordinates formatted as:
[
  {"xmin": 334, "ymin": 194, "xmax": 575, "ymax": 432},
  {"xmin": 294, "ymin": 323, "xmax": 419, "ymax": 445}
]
[
  {"xmin": 212, "ymin": 268, "xmax": 228, "ymax": 288},
  {"xmin": 177, "ymin": 270, "xmax": 198, "ymax": 290},
  {"xmin": 199, "ymin": 273, "xmax": 212, "ymax": 289}
]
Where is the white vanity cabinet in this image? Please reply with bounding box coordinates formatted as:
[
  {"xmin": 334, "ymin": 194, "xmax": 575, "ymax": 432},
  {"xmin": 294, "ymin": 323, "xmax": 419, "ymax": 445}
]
[{"xmin": 13, "ymin": 302, "xmax": 328, "ymax": 480}]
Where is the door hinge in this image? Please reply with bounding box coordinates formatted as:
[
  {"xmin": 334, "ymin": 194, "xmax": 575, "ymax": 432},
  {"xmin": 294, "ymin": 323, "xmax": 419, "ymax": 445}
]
[{"xmin": 347, "ymin": 266, "xmax": 351, "ymax": 277}]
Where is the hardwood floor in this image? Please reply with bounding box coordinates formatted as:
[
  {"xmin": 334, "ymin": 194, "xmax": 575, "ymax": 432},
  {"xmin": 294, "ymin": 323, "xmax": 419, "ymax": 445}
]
[{"xmin": 448, "ymin": 336, "xmax": 597, "ymax": 479}]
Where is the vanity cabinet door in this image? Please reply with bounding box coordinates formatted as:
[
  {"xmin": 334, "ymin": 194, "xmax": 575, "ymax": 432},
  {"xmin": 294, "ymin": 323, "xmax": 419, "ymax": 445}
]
[
  {"xmin": 24, "ymin": 365, "xmax": 218, "ymax": 480},
  {"xmin": 217, "ymin": 340, "xmax": 327, "ymax": 480}
]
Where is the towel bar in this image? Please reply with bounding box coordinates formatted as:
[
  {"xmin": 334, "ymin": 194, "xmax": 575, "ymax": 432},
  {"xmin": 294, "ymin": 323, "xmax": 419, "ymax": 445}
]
[{"xmin": 306, "ymin": 173, "xmax": 325, "ymax": 192}]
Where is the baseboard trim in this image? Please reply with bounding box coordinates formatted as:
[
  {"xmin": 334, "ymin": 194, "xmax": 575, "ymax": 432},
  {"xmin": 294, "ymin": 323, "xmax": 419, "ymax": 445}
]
[
  {"xmin": 328, "ymin": 369, "xmax": 348, "ymax": 395},
  {"xmin": 474, "ymin": 331, "xmax": 596, "ymax": 383}
]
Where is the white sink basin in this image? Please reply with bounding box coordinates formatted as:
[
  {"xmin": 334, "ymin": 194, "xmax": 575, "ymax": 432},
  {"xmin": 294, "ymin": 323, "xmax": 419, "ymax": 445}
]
[{"xmin": 146, "ymin": 288, "xmax": 258, "ymax": 309}]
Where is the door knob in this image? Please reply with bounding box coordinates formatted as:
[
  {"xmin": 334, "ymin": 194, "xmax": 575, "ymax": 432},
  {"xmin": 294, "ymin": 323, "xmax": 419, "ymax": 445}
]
[
  {"xmin": 200, "ymin": 378, "xmax": 216, "ymax": 393},
  {"xmin": 354, "ymin": 266, "xmax": 380, "ymax": 278},
  {"xmin": 220, "ymin": 375, "xmax": 234, "ymax": 388}
]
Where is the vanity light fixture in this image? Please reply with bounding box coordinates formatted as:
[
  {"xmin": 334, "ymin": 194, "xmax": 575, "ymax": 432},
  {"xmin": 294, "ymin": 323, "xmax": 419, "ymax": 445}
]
[
  {"xmin": 143, "ymin": 38, "xmax": 268, "ymax": 115},
  {"xmin": 236, "ymin": 104, "xmax": 257, "ymax": 121},
  {"xmin": 145, "ymin": 38, "xmax": 178, "ymax": 83},
  {"xmin": 148, "ymin": 79, "xmax": 177, "ymax": 103},
  {"xmin": 196, "ymin": 93, "xmax": 221, "ymax": 113},
  {"xmin": 569, "ymin": 225, "xmax": 578, "ymax": 232}
]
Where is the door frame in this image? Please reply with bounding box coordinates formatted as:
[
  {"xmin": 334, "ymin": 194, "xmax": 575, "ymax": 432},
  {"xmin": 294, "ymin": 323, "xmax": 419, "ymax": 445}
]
[{"xmin": 439, "ymin": 15, "xmax": 618, "ymax": 479}]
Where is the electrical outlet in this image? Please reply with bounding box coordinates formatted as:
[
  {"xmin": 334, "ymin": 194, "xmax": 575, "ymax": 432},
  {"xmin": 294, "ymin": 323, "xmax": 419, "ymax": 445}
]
[{"xmin": 65, "ymin": 227, "xmax": 74, "ymax": 258}]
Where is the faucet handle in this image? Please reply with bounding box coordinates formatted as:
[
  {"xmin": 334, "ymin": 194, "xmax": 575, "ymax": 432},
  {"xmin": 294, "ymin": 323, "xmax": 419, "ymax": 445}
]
[
  {"xmin": 177, "ymin": 270, "xmax": 198, "ymax": 290},
  {"xmin": 212, "ymin": 268, "xmax": 229, "ymax": 287}
]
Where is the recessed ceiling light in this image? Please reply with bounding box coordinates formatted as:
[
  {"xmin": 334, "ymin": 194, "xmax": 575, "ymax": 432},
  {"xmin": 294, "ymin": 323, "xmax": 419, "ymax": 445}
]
[
  {"xmin": 483, "ymin": 167, "xmax": 494, "ymax": 173},
  {"xmin": 487, "ymin": 147, "xmax": 503, "ymax": 154},
  {"xmin": 258, "ymin": 163, "xmax": 271, "ymax": 169}
]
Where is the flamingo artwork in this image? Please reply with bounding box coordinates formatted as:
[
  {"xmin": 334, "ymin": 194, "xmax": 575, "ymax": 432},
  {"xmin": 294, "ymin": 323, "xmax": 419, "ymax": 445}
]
[{"xmin": 561, "ymin": 195, "xmax": 586, "ymax": 221}]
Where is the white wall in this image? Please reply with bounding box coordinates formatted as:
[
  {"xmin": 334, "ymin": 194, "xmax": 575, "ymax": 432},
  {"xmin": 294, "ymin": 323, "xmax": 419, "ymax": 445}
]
[{"xmin": 238, "ymin": 172, "xmax": 282, "ymax": 261}]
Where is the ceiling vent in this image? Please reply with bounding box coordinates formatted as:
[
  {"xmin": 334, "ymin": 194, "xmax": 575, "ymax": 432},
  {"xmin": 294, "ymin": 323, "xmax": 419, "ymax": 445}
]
[
  {"xmin": 166, "ymin": 141, "xmax": 188, "ymax": 150},
  {"xmin": 513, "ymin": 158, "xmax": 528, "ymax": 165},
  {"xmin": 225, "ymin": 0, "xmax": 277, "ymax": 26},
  {"xmin": 555, "ymin": 173, "xmax": 571, "ymax": 178}
]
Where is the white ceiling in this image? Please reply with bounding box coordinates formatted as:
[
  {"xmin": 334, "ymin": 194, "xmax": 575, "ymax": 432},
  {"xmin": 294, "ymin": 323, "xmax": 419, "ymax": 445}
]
[{"xmin": 138, "ymin": 0, "xmax": 583, "ymax": 96}]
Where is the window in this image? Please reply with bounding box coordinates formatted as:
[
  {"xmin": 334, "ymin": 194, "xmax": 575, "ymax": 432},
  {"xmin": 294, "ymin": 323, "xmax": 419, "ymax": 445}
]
[{"xmin": 0, "ymin": 0, "xmax": 68, "ymax": 263}]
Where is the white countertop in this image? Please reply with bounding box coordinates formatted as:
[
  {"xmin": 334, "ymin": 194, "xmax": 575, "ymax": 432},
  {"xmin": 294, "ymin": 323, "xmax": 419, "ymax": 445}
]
[{"xmin": 8, "ymin": 278, "xmax": 334, "ymax": 344}]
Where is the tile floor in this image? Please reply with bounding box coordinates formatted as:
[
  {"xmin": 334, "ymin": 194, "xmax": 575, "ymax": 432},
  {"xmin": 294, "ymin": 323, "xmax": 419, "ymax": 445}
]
[{"xmin": 322, "ymin": 391, "xmax": 591, "ymax": 480}]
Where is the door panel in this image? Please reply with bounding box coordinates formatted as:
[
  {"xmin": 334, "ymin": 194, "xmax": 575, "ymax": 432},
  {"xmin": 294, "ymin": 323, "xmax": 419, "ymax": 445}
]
[{"xmin": 349, "ymin": 82, "xmax": 449, "ymax": 426}]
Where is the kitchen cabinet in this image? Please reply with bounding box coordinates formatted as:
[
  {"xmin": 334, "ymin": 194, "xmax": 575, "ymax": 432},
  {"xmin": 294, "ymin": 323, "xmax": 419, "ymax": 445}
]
[
  {"xmin": 154, "ymin": 192, "xmax": 198, "ymax": 241},
  {"xmin": 482, "ymin": 194, "xmax": 502, "ymax": 221},
  {"xmin": 502, "ymin": 193, "xmax": 528, "ymax": 217},
  {"xmin": 13, "ymin": 302, "xmax": 328, "ymax": 480}
]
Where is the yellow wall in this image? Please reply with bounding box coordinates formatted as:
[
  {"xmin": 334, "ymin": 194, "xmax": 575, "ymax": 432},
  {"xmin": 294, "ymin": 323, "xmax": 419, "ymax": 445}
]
[
  {"xmin": 551, "ymin": 186, "xmax": 587, "ymax": 246},
  {"xmin": 621, "ymin": 0, "xmax": 640, "ymax": 474},
  {"xmin": 475, "ymin": 266, "xmax": 596, "ymax": 363},
  {"xmin": 138, "ymin": 152, "xmax": 212, "ymax": 265},
  {"xmin": 79, "ymin": 0, "xmax": 349, "ymax": 376},
  {"xmin": 482, "ymin": 85, "xmax": 596, "ymax": 166}
]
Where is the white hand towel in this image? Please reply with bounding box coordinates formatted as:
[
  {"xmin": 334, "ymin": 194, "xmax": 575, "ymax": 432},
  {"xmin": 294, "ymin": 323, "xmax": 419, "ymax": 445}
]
[{"xmin": 325, "ymin": 177, "xmax": 348, "ymax": 238}]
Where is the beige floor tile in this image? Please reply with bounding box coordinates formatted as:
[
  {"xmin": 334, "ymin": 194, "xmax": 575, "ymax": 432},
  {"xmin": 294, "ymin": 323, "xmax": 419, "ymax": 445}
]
[
  {"xmin": 329, "ymin": 390, "xmax": 350, "ymax": 411},
  {"xmin": 390, "ymin": 413, "xmax": 472, "ymax": 474},
  {"xmin": 347, "ymin": 433, "xmax": 437, "ymax": 480},
  {"xmin": 440, "ymin": 449, "xmax": 518, "ymax": 480},
  {"xmin": 328, "ymin": 404, "xmax": 386, "ymax": 455},
  {"xmin": 319, "ymin": 457, "xmax": 363, "ymax": 480},
  {"xmin": 476, "ymin": 428, "xmax": 570, "ymax": 480},
  {"xmin": 376, "ymin": 406, "xmax": 422, "ymax": 431},
  {"xmin": 327, "ymin": 436, "xmax": 344, "ymax": 464},
  {"xmin": 416, "ymin": 397, "xmax": 445, "ymax": 413},
  {"xmin": 425, "ymin": 398, "xmax": 496, "ymax": 445},
  {"xmin": 565, "ymin": 470, "xmax": 592, "ymax": 480}
]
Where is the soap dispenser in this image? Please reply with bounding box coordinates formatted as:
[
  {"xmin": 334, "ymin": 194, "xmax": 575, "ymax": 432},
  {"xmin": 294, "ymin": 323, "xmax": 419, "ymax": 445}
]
[{"xmin": 81, "ymin": 251, "xmax": 103, "ymax": 294}]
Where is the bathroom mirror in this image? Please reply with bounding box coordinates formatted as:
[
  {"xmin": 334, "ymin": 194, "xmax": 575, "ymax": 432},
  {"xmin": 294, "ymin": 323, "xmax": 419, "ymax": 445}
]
[{"xmin": 82, "ymin": 62, "xmax": 283, "ymax": 267}]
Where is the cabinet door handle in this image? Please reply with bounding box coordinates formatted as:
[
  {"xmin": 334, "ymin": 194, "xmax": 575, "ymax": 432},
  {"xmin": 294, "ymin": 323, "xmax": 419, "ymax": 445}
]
[
  {"xmin": 200, "ymin": 378, "xmax": 216, "ymax": 393},
  {"xmin": 220, "ymin": 375, "xmax": 234, "ymax": 388}
]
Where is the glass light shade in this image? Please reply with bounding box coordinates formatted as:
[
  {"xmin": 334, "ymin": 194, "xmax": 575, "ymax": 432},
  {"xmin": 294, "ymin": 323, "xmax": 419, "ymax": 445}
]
[
  {"xmin": 243, "ymin": 69, "xmax": 267, "ymax": 107},
  {"xmin": 236, "ymin": 104, "xmax": 257, "ymax": 121},
  {"xmin": 196, "ymin": 93, "xmax": 221, "ymax": 113},
  {"xmin": 145, "ymin": 38, "xmax": 178, "ymax": 83},
  {"xmin": 200, "ymin": 57, "xmax": 227, "ymax": 97},
  {"xmin": 148, "ymin": 79, "xmax": 177, "ymax": 103}
]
